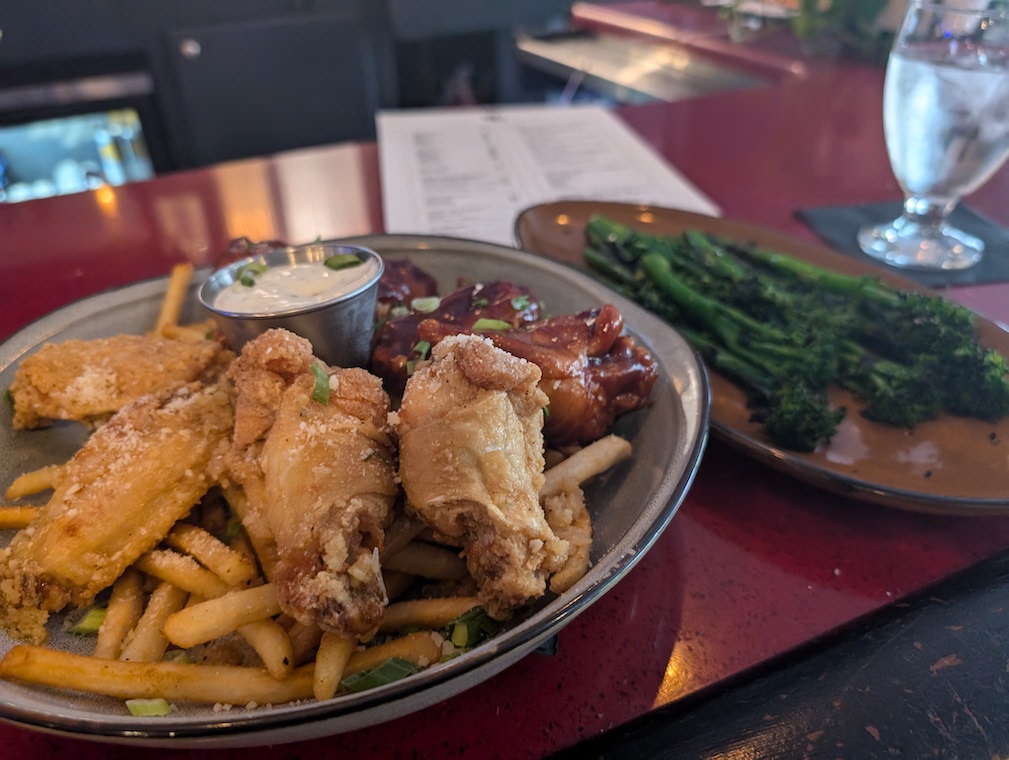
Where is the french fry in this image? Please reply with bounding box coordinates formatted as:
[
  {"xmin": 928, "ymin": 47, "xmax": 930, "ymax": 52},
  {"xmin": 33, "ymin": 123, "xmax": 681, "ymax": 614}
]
[
  {"xmin": 221, "ymin": 485, "xmax": 277, "ymax": 580},
  {"xmin": 4, "ymin": 464, "xmax": 62, "ymax": 499},
  {"xmin": 288, "ymin": 622, "xmax": 323, "ymax": 666},
  {"xmin": 343, "ymin": 631, "xmax": 442, "ymax": 677},
  {"xmin": 313, "ymin": 633, "xmax": 356, "ymax": 701},
  {"xmin": 119, "ymin": 582, "xmax": 190, "ymax": 663},
  {"xmin": 540, "ymin": 434, "xmax": 632, "ymax": 498},
  {"xmin": 0, "ymin": 645, "xmax": 314, "ymax": 704},
  {"xmin": 135, "ymin": 550, "xmax": 290, "ymax": 677},
  {"xmin": 228, "ymin": 528, "xmax": 261, "ymax": 574},
  {"xmin": 161, "ymin": 319, "xmax": 216, "ymax": 343},
  {"xmin": 163, "ymin": 584, "xmax": 281, "ymax": 649},
  {"xmin": 134, "ymin": 549, "xmax": 232, "ymax": 599},
  {"xmin": 381, "ymin": 513, "xmax": 426, "ymax": 560},
  {"xmin": 154, "ymin": 262, "xmax": 194, "ymax": 336},
  {"xmin": 382, "ymin": 570, "xmax": 415, "ymax": 601},
  {"xmin": 93, "ymin": 568, "xmax": 145, "ymax": 660},
  {"xmin": 236, "ymin": 619, "xmax": 294, "ymax": 680},
  {"xmin": 379, "ymin": 597, "xmax": 480, "ymax": 633},
  {"xmin": 0, "ymin": 506, "xmax": 40, "ymax": 530},
  {"xmin": 383, "ymin": 542, "xmax": 468, "ymax": 580},
  {"xmin": 166, "ymin": 524, "xmax": 258, "ymax": 587}
]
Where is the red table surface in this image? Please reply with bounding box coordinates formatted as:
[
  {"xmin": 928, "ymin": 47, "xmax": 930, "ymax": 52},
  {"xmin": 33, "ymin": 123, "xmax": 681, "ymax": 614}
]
[{"xmin": 2, "ymin": 43, "xmax": 1009, "ymax": 760}]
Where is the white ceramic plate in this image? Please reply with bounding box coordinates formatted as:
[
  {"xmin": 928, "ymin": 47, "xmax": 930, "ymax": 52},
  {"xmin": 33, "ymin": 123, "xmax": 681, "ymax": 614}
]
[{"xmin": 0, "ymin": 235, "xmax": 709, "ymax": 746}]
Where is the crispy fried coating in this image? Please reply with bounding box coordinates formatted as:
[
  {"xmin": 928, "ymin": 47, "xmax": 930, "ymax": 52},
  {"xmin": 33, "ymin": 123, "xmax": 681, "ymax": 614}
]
[
  {"xmin": 394, "ymin": 334, "xmax": 568, "ymax": 619},
  {"xmin": 541, "ymin": 483, "xmax": 592, "ymax": 594},
  {"xmin": 227, "ymin": 329, "xmax": 399, "ymax": 640},
  {"xmin": 9, "ymin": 334, "xmax": 232, "ymax": 430},
  {"xmin": 0, "ymin": 382, "xmax": 234, "ymax": 643}
]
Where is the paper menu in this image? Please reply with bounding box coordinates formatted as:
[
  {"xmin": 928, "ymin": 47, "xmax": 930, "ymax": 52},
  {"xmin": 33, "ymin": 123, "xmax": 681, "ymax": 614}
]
[{"xmin": 377, "ymin": 104, "xmax": 720, "ymax": 247}]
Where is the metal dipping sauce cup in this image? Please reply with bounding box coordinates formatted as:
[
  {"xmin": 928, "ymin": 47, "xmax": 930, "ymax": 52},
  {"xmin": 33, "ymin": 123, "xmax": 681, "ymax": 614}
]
[{"xmin": 198, "ymin": 242, "xmax": 384, "ymax": 368}]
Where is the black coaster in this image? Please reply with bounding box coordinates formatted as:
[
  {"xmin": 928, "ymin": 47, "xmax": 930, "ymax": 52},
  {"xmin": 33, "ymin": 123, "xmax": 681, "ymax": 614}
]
[{"xmin": 796, "ymin": 201, "xmax": 1009, "ymax": 288}]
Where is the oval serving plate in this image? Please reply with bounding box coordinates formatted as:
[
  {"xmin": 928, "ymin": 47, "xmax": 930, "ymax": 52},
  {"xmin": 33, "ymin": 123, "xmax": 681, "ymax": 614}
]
[
  {"xmin": 515, "ymin": 200, "xmax": 1009, "ymax": 516},
  {"xmin": 0, "ymin": 235, "xmax": 709, "ymax": 747}
]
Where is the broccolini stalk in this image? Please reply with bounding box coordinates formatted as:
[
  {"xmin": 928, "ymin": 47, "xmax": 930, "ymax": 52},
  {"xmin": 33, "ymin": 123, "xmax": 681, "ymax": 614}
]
[
  {"xmin": 639, "ymin": 253, "xmax": 794, "ymax": 353},
  {"xmin": 678, "ymin": 324, "xmax": 844, "ymax": 451},
  {"xmin": 727, "ymin": 239, "xmax": 902, "ymax": 306},
  {"xmin": 582, "ymin": 214, "xmax": 1009, "ymax": 451}
]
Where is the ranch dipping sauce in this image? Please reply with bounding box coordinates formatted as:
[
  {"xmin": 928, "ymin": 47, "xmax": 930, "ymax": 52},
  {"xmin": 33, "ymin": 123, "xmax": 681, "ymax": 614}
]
[{"xmin": 214, "ymin": 256, "xmax": 382, "ymax": 314}]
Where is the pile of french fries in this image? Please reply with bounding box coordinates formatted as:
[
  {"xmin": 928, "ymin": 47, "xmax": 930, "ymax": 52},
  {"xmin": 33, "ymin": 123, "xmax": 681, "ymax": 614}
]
[{"xmin": 0, "ymin": 263, "xmax": 633, "ymax": 713}]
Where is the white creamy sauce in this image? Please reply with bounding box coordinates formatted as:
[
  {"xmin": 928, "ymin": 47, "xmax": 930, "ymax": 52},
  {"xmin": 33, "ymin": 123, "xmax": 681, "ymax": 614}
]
[{"xmin": 215, "ymin": 259, "xmax": 379, "ymax": 314}]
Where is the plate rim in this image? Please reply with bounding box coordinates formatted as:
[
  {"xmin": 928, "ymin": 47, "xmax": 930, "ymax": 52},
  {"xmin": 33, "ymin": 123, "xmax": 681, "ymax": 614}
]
[
  {"xmin": 0, "ymin": 234, "xmax": 710, "ymax": 744},
  {"xmin": 513, "ymin": 199, "xmax": 1009, "ymax": 516}
]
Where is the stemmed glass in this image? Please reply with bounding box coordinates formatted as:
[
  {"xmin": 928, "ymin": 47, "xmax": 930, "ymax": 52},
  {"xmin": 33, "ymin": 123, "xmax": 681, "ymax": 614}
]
[{"xmin": 858, "ymin": 0, "xmax": 1009, "ymax": 270}]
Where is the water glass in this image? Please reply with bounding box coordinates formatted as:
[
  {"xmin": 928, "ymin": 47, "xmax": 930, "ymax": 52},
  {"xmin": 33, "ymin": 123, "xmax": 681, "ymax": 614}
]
[{"xmin": 858, "ymin": 0, "xmax": 1009, "ymax": 270}]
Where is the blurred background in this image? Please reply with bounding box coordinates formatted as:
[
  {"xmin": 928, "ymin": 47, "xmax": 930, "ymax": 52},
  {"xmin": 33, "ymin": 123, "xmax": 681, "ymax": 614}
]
[{"xmin": 0, "ymin": 0, "xmax": 901, "ymax": 202}]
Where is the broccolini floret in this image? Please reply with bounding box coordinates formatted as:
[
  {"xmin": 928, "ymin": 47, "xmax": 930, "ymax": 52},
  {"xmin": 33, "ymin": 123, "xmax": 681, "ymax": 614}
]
[{"xmin": 583, "ymin": 214, "xmax": 1009, "ymax": 451}]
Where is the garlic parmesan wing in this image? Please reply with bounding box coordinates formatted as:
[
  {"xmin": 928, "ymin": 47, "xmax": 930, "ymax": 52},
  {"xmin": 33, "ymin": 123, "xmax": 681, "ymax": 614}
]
[
  {"xmin": 0, "ymin": 382, "xmax": 234, "ymax": 643},
  {"xmin": 226, "ymin": 329, "xmax": 398, "ymax": 640},
  {"xmin": 9, "ymin": 334, "xmax": 232, "ymax": 430},
  {"xmin": 394, "ymin": 334, "xmax": 568, "ymax": 619}
]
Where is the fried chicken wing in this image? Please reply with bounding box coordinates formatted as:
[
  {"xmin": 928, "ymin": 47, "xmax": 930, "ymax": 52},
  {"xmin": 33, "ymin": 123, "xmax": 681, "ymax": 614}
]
[
  {"xmin": 394, "ymin": 334, "xmax": 568, "ymax": 619},
  {"xmin": 0, "ymin": 382, "xmax": 234, "ymax": 643},
  {"xmin": 541, "ymin": 483, "xmax": 592, "ymax": 594},
  {"xmin": 9, "ymin": 334, "xmax": 232, "ymax": 430},
  {"xmin": 227, "ymin": 329, "xmax": 398, "ymax": 639}
]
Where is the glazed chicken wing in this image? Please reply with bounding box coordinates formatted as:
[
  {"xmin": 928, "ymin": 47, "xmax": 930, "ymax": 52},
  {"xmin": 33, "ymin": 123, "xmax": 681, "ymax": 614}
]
[
  {"xmin": 9, "ymin": 334, "xmax": 231, "ymax": 430},
  {"xmin": 0, "ymin": 381, "xmax": 234, "ymax": 643},
  {"xmin": 226, "ymin": 329, "xmax": 398, "ymax": 639},
  {"xmin": 372, "ymin": 279, "xmax": 655, "ymax": 445},
  {"xmin": 394, "ymin": 334, "xmax": 568, "ymax": 618}
]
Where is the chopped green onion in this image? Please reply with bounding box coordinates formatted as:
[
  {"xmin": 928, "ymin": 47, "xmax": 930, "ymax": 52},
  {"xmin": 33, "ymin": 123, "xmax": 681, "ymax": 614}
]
[
  {"xmin": 67, "ymin": 606, "xmax": 107, "ymax": 635},
  {"xmin": 412, "ymin": 340, "xmax": 432, "ymax": 360},
  {"xmin": 340, "ymin": 657, "xmax": 420, "ymax": 693},
  {"xmin": 510, "ymin": 295, "xmax": 531, "ymax": 310},
  {"xmin": 204, "ymin": 328, "xmax": 218, "ymax": 340},
  {"xmin": 162, "ymin": 650, "xmax": 195, "ymax": 664},
  {"xmin": 390, "ymin": 304, "xmax": 410, "ymax": 319},
  {"xmin": 472, "ymin": 318, "xmax": 511, "ymax": 333},
  {"xmin": 324, "ymin": 254, "xmax": 362, "ymax": 271},
  {"xmin": 472, "ymin": 297, "xmax": 489, "ymax": 309},
  {"xmin": 447, "ymin": 606, "xmax": 498, "ymax": 649},
  {"xmin": 411, "ymin": 296, "xmax": 440, "ymax": 313},
  {"xmin": 406, "ymin": 360, "xmax": 417, "ymax": 377},
  {"xmin": 542, "ymin": 406, "xmax": 550, "ymax": 419},
  {"xmin": 221, "ymin": 520, "xmax": 242, "ymax": 545},
  {"xmin": 450, "ymin": 622, "xmax": 470, "ymax": 648},
  {"xmin": 125, "ymin": 698, "xmax": 171, "ymax": 717},
  {"xmin": 238, "ymin": 262, "xmax": 268, "ymax": 277},
  {"xmin": 236, "ymin": 261, "xmax": 268, "ymax": 287},
  {"xmin": 310, "ymin": 363, "xmax": 331, "ymax": 405}
]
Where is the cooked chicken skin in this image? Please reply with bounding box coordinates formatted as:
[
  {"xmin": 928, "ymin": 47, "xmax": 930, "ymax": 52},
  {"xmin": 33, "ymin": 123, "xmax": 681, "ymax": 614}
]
[
  {"xmin": 394, "ymin": 334, "xmax": 568, "ymax": 619},
  {"xmin": 227, "ymin": 329, "xmax": 398, "ymax": 639},
  {"xmin": 541, "ymin": 483, "xmax": 592, "ymax": 594},
  {"xmin": 0, "ymin": 381, "xmax": 234, "ymax": 643},
  {"xmin": 9, "ymin": 334, "xmax": 232, "ymax": 430}
]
